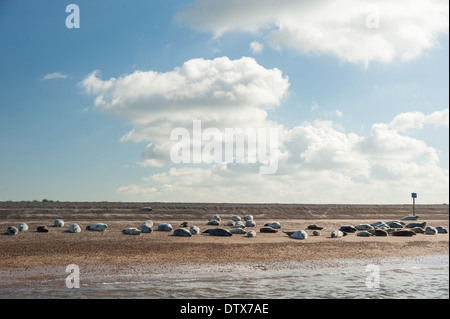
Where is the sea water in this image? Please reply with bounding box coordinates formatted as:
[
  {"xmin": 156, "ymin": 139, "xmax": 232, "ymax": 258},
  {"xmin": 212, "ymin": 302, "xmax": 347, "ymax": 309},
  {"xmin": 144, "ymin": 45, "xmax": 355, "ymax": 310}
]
[{"xmin": 1, "ymin": 255, "xmax": 448, "ymax": 299}]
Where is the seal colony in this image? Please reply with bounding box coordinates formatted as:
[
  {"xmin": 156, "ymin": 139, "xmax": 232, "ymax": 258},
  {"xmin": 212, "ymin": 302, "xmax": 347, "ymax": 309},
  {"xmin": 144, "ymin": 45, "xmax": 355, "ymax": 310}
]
[{"xmin": 3, "ymin": 212, "xmax": 447, "ymax": 243}]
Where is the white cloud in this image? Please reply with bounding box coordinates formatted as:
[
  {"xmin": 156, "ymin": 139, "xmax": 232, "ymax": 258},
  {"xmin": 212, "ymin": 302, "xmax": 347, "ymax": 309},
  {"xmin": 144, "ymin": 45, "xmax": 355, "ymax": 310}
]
[
  {"xmin": 80, "ymin": 56, "xmax": 289, "ymax": 166},
  {"xmin": 81, "ymin": 58, "xmax": 448, "ymax": 203},
  {"xmin": 176, "ymin": 0, "xmax": 449, "ymax": 66},
  {"xmin": 250, "ymin": 41, "xmax": 264, "ymax": 54},
  {"xmin": 388, "ymin": 108, "xmax": 449, "ymax": 132},
  {"xmin": 42, "ymin": 72, "xmax": 68, "ymax": 80}
]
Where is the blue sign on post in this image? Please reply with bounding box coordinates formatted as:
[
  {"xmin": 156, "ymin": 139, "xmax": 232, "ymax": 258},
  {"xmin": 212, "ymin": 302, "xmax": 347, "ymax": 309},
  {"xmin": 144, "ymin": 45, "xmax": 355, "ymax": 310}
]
[{"xmin": 411, "ymin": 193, "xmax": 417, "ymax": 216}]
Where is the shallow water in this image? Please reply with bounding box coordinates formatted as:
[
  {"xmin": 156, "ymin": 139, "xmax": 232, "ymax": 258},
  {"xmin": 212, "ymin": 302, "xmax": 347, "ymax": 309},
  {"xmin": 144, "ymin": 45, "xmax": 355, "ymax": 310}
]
[{"xmin": 1, "ymin": 255, "xmax": 448, "ymax": 299}]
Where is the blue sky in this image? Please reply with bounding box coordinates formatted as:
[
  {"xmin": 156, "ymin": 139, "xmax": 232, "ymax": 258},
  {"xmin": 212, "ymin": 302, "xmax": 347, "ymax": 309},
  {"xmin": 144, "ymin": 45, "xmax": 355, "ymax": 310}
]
[{"xmin": 0, "ymin": 0, "xmax": 448, "ymax": 203}]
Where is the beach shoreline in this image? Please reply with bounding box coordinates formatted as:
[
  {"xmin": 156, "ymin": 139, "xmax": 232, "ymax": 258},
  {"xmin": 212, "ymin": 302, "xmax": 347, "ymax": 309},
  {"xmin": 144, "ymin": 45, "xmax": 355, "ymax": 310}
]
[{"xmin": 1, "ymin": 202, "xmax": 448, "ymax": 288}]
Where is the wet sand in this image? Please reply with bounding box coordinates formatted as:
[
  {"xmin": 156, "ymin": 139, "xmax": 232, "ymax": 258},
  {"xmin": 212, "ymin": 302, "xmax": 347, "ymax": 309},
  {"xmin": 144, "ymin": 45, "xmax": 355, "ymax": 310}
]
[{"xmin": 0, "ymin": 202, "xmax": 448, "ymax": 287}]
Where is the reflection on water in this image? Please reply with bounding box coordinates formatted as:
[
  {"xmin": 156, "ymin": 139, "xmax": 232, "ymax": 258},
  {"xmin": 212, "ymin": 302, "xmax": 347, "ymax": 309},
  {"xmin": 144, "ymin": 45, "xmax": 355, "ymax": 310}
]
[{"xmin": 1, "ymin": 255, "xmax": 448, "ymax": 299}]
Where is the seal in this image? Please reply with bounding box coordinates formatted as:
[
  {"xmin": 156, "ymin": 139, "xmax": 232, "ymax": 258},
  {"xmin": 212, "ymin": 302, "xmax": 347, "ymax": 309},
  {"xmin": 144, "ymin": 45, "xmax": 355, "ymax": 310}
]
[
  {"xmin": 374, "ymin": 229, "xmax": 388, "ymax": 236},
  {"xmin": 37, "ymin": 225, "xmax": 49, "ymax": 232},
  {"xmin": 339, "ymin": 225, "xmax": 356, "ymax": 233},
  {"xmin": 401, "ymin": 216, "xmax": 419, "ymax": 221},
  {"xmin": 180, "ymin": 222, "xmax": 189, "ymax": 227},
  {"xmin": 260, "ymin": 226, "xmax": 278, "ymax": 233},
  {"xmin": 245, "ymin": 220, "xmax": 256, "ymax": 227},
  {"xmin": 313, "ymin": 230, "xmax": 321, "ymax": 236},
  {"xmin": 189, "ymin": 226, "xmax": 200, "ymax": 235},
  {"xmin": 139, "ymin": 207, "xmax": 153, "ymax": 211},
  {"xmin": 406, "ymin": 222, "xmax": 426, "ymax": 229},
  {"xmin": 231, "ymin": 215, "xmax": 241, "ymax": 222},
  {"xmin": 210, "ymin": 215, "xmax": 221, "ymax": 221},
  {"xmin": 307, "ymin": 224, "xmax": 323, "ymax": 230},
  {"xmin": 243, "ymin": 215, "xmax": 254, "ymax": 221},
  {"xmin": 331, "ymin": 230, "xmax": 344, "ymax": 238},
  {"xmin": 290, "ymin": 230, "xmax": 308, "ymax": 240},
  {"xmin": 386, "ymin": 221, "xmax": 404, "ymax": 229},
  {"xmin": 6, "ymin": 226, "xmax": 18, "ymax": 235},
  {"xmin": 246, "ymin": 230, "xmax": 256, "ymax": 237},
  {"xmin": 282, "ymin": 230, "xmax": 296, "ymax": 236},
  {"xmin": 54, "ymin": 219, "xmax": 64, "ymax": 227},
  {"xmin": 173, "ymin": 228, "xmax": 192, "ymax": 237},
  {"xmin": 425, "ymin": 226, "xmax": 437, "ymax": 235},
  {"xmin": 264, "ymin": 222, "xmax": 281, "ymax": 229},
  {"xmin": 391, "ymin": 230, "xmax": 416, "ymax": 237},
  {"xmin": 411, "ymin": 226, "xmax": 425, "ymax": 233},
  {"xmin": 157, "ymin": 223, "xmax": 173, "ymax": 231},
  {"xmin": 357, "ymin": 231, "xmax": 372, "ymax": 237},
  {"xmin": 203, "ymin": 228, "xmax": 233, "ymax": 236},
  {"xmin": 68, "ymin": 224, "xmax": 81, "ymax": 233},
  {"xmin": 230, "ymin": 227, "xmax": 247, "ymax": 234},
  {"xmin": 123, "ymin": 227, "xmax": 141, "ymax": 235},
  {"xmin": 86, "ymin": 223, "xmax": 108, "ymax": 231},
  {"xmin": 436, "ymin": 226, "xmax": 448, "ymax": 234},
  {"xmin": 355, "ymin": 224, "xmax": 375, "ymax": 231},
  {"xmin": 226, "ymin": 220, "xmax": 235, "ymax": 226},
  {"xmin": 17, "ymin": 223, "xmax": 28, "ymax": 231},
  {"xmin": 207, "ymin": 219, "xmax": 220, "ymax": 226},
  {"xmin": 138, "ymin": 221, "xmax": 153, "ymax": 233}
]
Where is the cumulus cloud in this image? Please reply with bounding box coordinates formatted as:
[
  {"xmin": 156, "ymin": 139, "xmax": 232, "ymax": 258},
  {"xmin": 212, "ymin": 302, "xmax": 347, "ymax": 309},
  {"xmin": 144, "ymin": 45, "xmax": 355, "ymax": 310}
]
[
  {"xmin": 81, "ymin": 57, "xmax": 448, "ymax": 203},
  {"xmin": 80, "ymin": 56, "xmax": 289, "ymax": 167},
  {"xmin": 388, "ymin": 108, "xmax": 449, "ymax": 132},
  {"xmin": 250, "ymin": 41, "xmax": 264, "ymax": 54},
  {"xmin": 176, "ymin": 0, "xmax": 449, "ymax": 66},
  {"xmin": 42, "ymin": 72, "xmax": 68, "ymax": 80}
]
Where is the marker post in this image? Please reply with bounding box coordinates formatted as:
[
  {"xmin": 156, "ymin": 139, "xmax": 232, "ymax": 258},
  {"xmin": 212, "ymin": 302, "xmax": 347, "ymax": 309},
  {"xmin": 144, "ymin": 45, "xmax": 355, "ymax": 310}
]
[{"xmin": 411, "ymin": 193, "xmax": 417, "ymax": 216}]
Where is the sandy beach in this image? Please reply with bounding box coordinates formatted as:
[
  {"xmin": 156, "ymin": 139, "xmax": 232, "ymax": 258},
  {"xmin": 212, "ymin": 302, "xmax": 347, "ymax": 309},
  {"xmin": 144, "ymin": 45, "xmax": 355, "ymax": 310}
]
[{"xmin": 0, "ymin": 202, "xmax": 448, "ymax": 288}]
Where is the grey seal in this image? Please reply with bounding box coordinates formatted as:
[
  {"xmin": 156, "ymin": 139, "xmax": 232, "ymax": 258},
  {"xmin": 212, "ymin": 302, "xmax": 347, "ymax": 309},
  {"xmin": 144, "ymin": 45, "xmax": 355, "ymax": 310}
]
[
  {"xmin": 207, "ymin": 219, "xmax": 220, "ymax": 226},
  {"xmin": 411, "ymin": 226, "xmax": 425, "ymax": 233},
  {"xmin": 246, "ymin": 230, "xmax": 256, "ymax": 237},
  {"xmin": 138, "ymin": 222, "xmax": 153, "ymax": 233},
  {"xmin": 264, "ymin": 222, "xmax": 281, "ymax": 229},
  {"xmin": 157, "ymin": 223, "xmax": 173, "ymax": 231},
  {"xmin": 6, "ymin": 226, "xmax": 18, "ymax": 235},
  {"xmin": 122, "ymin": 227, "xmax": 141, "ymax": 235},
  {"xmin": 290, "ymin": 230, "xmax": 308, "ymax": 240},
  {"xmin": 173, "ymin": 228, "xmax": 192, "ymax": 237},
  {"xmin": 391, "ymin": 230, "xmax": 416, "ymax": 236},
  {"xmin": 189, "ymin": 226, "xmax": 200, "ymax": 235},
  {"xmin": 374, "ymin": 229, "xmax": 388, "ymax": 236},
  {"xmin": 37, "ymin": 225, "xmax": 49, "ymax": 232},
  {"xmin": 331, "ymin": 230, "xmax": 344, "ymax": 238},
  {"xmin": 68, "ymin": 224, "xmax": 81, "ymax": 233},
  {"xmin": 86, "ymin": 223, "xmax": 108, "ymax": 231},
  {"xmin": 386, "ymin": 221, "xmax": 404, "ymax": 229},
  {"xmin": 139, "ymin": 207, "xmax": 153, "ymax": 211},
  {"xmin": 339, "ymin": 225, "xmax": 357, "ymax": 233},
  {"xmin": 401, "ymin": 216, "xmax": 419, "ymax": 221},
  {"xmin": 203, "ymin": 228, "xmax": 232, "ymax": 236},
  {"xmin": 231, "ymin": 215, "xmax": 241, "ymax": 222},
  {"xmin": 54, "ymin": 219, "xmax": 64, "ymax": 227},
  {"xmin": 230, "ymin": 227, "xmax": 247, "ymax": 234},
  {"xmin": 436, "ymin": 226, "xmax": 448, "ymax": 234},
  {"xmin": 260, "ymin": 227, "xmax": 278, "ymax": 233},
  {"xmin": 243, "ymin": 215, "xmax": 254, "ymax": 221},
  {"xmin": 355, "ymin": 224, "xmax": 374, "ymax": 231},
  {"xmin": 210, "ymin": 215, "xmax": 221, "ymax": 222},
  {"xmin": 245, "ymin": 220, "xmax": 256, "ymax": 227},
  {"xmin": 307, "ymin": 224, "xmax": 323, "ymax": 230},
  {"xmin": 357, "ymin": 231, "xmax": 372, "ymax": 237},
  {"xmin": 406, "ymin": 222, "xmax": 426, "ymax": 229},
  {"xmin": 180, "ymin": 222, "xmax": 189, "ymax": 227},
  {"xmin": 425, "ymin": 226, "xmax": 437, "ymax": 235},
  {"xmin": 17, "ymin": 223, "xmax": 28, "ymax": 231},
  {"xmin": 313, "ymin": 230, "xmax": 321, "ymax": 236}
]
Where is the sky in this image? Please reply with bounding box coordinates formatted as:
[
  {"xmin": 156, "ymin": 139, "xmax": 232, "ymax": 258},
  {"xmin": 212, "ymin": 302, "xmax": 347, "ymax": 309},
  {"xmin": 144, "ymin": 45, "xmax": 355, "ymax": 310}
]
[{"xmin": 0, "ymin": 0, "xmax": 448, "ymax": 204}]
